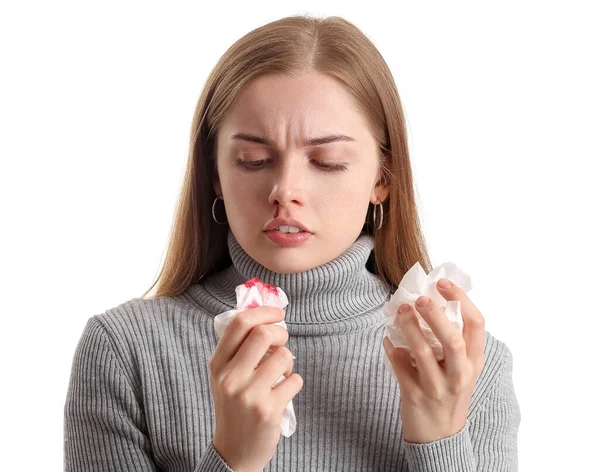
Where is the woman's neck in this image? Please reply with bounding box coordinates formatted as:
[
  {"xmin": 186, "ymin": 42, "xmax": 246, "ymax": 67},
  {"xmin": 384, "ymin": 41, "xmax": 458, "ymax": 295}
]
[{"xmin": 195, "ymin": 229, "xmax": 391, "ymax": 333}]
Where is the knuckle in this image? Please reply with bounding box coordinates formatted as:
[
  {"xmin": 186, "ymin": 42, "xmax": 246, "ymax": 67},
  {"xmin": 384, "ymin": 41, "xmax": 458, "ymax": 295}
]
[
  {"xmin": 238, "ymin": 390, "xmax": 254, "ymax": 408},
  {"xmin": 252, "ymin": 324, "xmax": 271, "ymax": 343},
  {"xmin": 208, "ymin": 355, "xmax": 218, "ymax": 372},
  {"xmin": 414, "ymin": 344, "xmax": 433, "ymax": 359},
  {"xmin": 219, "ymin": 375, "xmax": 238, "ymax": 397},
  {"xmin": 473, "ymin": 314, "xmax": 486, "ymax": 329},
  {"xmin": 447, "ymin": 336, "xmax": 466, "ymax": 354},
  {"xmin": 249, "ymin": 401, "xmax": 272, "ymax": 423},
  {"xmin": 273, "ymin": 346, "xmax": 292, "ymax": 364},
  {"xmin": 231, "ymin": 315, "xmax": 251, "ymax": 331},
  {"xmin": 451, "ymin": 376, "xmax": 469, "ymax": 394},
  {"xmin": 431, "ymin": 386, "xmax": 445, "ymax": 401}
]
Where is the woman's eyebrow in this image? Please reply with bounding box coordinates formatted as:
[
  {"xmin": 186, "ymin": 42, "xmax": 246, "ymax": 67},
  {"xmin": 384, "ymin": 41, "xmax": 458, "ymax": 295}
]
[{"xmin": 229, "ymin": 132, "xmax": 356, "ymax": 147}]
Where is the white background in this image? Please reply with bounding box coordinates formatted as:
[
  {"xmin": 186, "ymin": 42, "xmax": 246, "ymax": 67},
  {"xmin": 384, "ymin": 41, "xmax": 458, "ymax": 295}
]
[{"xmin": 1, "ymin": 0, "xmax": 598, "ymax": 470}]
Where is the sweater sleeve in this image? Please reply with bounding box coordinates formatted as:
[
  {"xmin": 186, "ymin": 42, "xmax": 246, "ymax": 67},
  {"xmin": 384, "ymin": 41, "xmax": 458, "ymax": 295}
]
[
  {"xmin": 64, "ymin": 316, "xmax": 235, "ymax": 472},
  {"xmin": 401, "ymin": 343, "xmax": 521, "ymax": 471}
]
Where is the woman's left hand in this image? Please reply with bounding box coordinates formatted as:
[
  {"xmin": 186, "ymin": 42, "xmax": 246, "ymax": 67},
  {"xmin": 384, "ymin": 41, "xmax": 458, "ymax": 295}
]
[{"xmin": 383, "ymin": 278, "xmax": 486, "ymax": 444}]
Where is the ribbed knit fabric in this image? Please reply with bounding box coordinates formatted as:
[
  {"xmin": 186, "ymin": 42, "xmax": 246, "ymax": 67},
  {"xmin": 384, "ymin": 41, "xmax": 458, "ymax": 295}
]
[{"xmin": 64, "ymin": 229, "xmax": 521, "ymax": 471}]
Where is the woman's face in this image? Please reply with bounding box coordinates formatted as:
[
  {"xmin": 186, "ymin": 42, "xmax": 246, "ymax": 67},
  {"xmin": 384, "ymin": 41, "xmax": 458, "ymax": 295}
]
[{"xmin": 214, "ymin": 71, "xmax": 389, "ymax": 274}]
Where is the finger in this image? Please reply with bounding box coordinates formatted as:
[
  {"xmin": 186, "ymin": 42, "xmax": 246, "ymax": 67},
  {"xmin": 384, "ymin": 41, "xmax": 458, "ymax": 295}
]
[
  {"xmin": 414, "ymin": 295, "xmax": 466, "ymax": 378},
  {"xmin": 435, "ymin": 279, "xmax": 486, "ymax": 365},
  {"xmin": 397, "ymin": 305, "xmax": 443, "ymax": 385},
  {"xmin": 252, "ymin": 345, "xmax": 294, "ymax": 391},
  {"xmin": 383, "ymin": 336, "xmax": 419, "ymax": 392},
  {"xmin": 271, "ymin": 373, "xmax": 304, "ymax": 408},
  {"xmin": 210, "ymin": 306, "xmax": 285, "ymax": 373},
  {"xmin": 228, "ymin": 323, "xmax": 289, "ymax": 379}
]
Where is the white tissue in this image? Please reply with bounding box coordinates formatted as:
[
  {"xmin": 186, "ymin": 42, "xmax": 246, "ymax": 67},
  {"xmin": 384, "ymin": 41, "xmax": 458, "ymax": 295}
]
[
  {"xmin": 213, "ymin": 277, "xmax": 297, "ymax": 437},
  {"xmin": 383, "ymin": 261, "xmax": 472, "ymax": 373}
]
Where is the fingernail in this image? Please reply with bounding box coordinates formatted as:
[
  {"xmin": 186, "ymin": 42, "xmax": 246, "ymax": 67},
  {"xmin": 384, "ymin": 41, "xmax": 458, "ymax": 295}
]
[
  {"xmin": 416, "ymin": 297, "xmax": 430, "ymax": 307},
  {"xmin": 438, "ymin": 278, "xmax": 451, "ymax": 289},
  {"xmin": 399, "ymin": 304, "xmax": 411, "ymax": 313}
]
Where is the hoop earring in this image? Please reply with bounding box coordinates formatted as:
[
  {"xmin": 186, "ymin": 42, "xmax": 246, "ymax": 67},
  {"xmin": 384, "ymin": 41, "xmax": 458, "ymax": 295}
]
[
  {"xmin": 373, "ymin": 200, "xmax": 384, "ymax": 230},
  {"xmin": 212, "ymin": 196, "xmax": 228, "ymax": 225}
]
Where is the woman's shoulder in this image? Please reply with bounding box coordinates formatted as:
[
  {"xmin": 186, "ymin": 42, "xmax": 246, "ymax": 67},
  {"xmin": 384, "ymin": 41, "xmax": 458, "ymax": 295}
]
[
  {"xmin": 70, "ymin": 295, "xmax": 219, "ymax": 405},
  {"xmin": 94, "ymin": 295, "xmax": 201, "ymax": 329},
  {"xmin": 79, "ymin": 294, "xmax": 216, "ymax": 359}
]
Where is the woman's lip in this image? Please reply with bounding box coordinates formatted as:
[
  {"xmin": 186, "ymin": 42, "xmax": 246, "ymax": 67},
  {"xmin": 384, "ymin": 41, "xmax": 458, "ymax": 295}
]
[
  {"xmin": 264, "ymin": 228, "xmax": 312, "ymax": 233},
  {"xmin": 264, "ymin": 219, "xmax": 312, "ymax": 233},
  {"xmin": 263, "ymin": 229, "xmax": 314, "ymax": 234},
  {"xmin": 264, "ymin": 229, "xmax": 313, "ymax": 246}
]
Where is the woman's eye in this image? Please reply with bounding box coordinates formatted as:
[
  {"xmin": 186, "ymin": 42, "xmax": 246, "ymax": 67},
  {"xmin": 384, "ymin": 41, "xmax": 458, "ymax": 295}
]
[
  {"xmin": 313, "ymin": 161, "xmax": 347, "ymax": 172},
  {"xmin": 240, "ymin": 159, "xmax": 266, "ymax": 168},
  {"xmin": 236, "ymin": 159, "xmax": 347, "ymax": 172}
]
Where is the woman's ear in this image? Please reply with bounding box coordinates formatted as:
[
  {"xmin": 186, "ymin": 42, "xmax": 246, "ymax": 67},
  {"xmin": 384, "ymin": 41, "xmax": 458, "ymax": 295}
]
[
  {"xmin": 372, "ymin": 157, "xmax": 391, "ymax": 203},
  {"xmin": 213, "ymin": 163, "xmax": 222, "ymax": 196},
  {"xmin": 371, "ymin": 174, "xmax": 390, "ymax": 204},
  {"xmin": 213, "ymin": 179, "xmax": 222, "ymax": 197},
  {"xmin": 211, "ymin": 152, "xmax": 222, "ymax": 196}
]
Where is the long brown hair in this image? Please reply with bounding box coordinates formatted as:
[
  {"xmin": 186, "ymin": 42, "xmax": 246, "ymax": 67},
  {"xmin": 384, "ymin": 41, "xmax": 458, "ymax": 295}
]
[{"xmin": 141, "ymin": 14, "xmax": 432, "ymax": 299}]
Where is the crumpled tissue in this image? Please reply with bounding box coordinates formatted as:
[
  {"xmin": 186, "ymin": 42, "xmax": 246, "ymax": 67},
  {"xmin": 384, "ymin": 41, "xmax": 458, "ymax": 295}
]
[
  {"xmin": 383, "ymin": 261, "xmax": 472, "ymax": 373},
  {"xmin": 213, "ymin": 277, "xmax": 297, "ymax": 437}
]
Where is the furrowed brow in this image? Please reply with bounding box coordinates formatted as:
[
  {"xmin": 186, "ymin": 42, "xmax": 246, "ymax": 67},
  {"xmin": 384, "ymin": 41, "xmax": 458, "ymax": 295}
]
[{"xmin": 230, "ymin": 133, "xmax": 356, "ymax": 147}]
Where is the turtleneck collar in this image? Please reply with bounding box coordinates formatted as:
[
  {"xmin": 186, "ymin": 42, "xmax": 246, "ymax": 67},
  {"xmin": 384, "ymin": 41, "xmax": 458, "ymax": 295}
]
[{"xmin": 192, "ymin": 229, "xmax": 391, "ymax": 331}]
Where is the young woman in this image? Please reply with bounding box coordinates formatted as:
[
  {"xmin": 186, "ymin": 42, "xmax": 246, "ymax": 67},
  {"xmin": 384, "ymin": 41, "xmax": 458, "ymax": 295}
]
[{"xmin": 64, "ymin": 15, "xmax": 520, "ymax": 472}]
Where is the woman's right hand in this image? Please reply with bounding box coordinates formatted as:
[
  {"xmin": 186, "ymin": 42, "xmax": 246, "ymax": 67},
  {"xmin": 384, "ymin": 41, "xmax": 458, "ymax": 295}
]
[{"xmin": 209, "ymin": 306, "xmax": 303, "ymax": 472}]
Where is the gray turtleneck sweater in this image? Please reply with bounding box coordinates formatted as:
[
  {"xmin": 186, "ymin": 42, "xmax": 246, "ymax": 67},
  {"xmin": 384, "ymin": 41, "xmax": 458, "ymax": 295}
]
[{"xmin": 64, "ymin": 230, "xmax": 520, "ymax": 471}]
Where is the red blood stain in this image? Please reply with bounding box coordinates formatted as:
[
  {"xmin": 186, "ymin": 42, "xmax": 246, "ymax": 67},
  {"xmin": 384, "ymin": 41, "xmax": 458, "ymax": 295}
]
[{"xmin": 244, "ymin": 277, "xmax": 279, "ymax": 296}]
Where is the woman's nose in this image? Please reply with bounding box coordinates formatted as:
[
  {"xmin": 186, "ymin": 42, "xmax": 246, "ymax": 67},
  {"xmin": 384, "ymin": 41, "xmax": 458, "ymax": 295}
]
[{"xmin": 268, "ymin": 160, "xmax": 305, "ymax": 207}]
